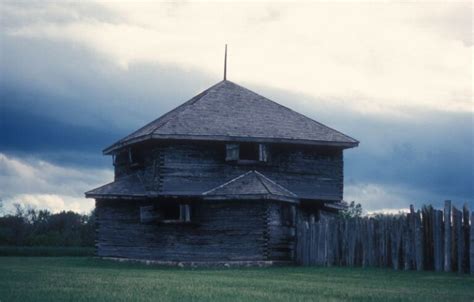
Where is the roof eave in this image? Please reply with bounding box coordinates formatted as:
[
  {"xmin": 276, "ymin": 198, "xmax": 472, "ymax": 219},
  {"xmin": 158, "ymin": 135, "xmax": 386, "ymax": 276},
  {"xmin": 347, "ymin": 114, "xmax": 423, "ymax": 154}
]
[
  {"xmin": 84, "ymin": 193, "xmax": 146, "ymax": 200},
  {"xmin": 103, "ymin": 134, "xmax": 359, "ymax": 155},
  {"xmin": 203, "ymin": 194, "xmax": 299, "ymax": 203},
  {"xmin": 84, "ymin": 192, "xmax": 299, "ymax": 203}
]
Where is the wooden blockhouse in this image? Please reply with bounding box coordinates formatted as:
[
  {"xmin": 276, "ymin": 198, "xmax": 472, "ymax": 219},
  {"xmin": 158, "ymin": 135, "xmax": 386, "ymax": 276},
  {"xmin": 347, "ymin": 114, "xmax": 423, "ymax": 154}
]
[{"xmin": 86, "ymin": 80, "xmax": 358, "ymax": 264}]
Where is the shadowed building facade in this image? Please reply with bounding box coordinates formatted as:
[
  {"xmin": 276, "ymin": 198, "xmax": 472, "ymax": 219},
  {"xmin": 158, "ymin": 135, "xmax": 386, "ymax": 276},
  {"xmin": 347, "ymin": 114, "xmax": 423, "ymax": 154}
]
[{"xmin": 86, "ymin": 80, "xmax": 358, "ymax": 264}]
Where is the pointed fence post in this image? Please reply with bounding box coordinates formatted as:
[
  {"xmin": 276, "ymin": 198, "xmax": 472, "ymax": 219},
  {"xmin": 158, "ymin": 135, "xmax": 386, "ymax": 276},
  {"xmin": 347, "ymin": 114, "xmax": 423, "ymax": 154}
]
[
  {"xmin": 305, "ymin": 221, "xmax": 310, "ymax": 266},
  {"xmin": 462, "ymin": 204, "xmax": 470, "ymax": 273},
  {"xmin": 470, "ymin": 212, "xmax": 474, "ymax": 274},
  {"xmin": 391, "ymin": 217, "xmax": 401, "ymax": 270},
  {"xmin": 452, "ymin": 206, "xmax": 463, "ymax": 273},
  {"xmin": 444, "ymin": 200, "xmax": 452, "ymax": 272},
  {"xmin": 309, "ymin": 220, "xmax": 315, "ymax": 265},
  {"xmin": 433, "ymin": 210, "xmax": 443, "ymax": 272},
  {"xmin": 406, "ymin": 205, "xmax": 416, "ymax": 270},
  {"xmin": 368, "ymin": 218, "xmax": 376, "ymax": 267},
  {"xmin": 415, "ymin": 210, "xmax": 424, "ymax": 271},
  {"xmin": 422, "ymin": 206, "xmax": 433, "ymax": 270}
]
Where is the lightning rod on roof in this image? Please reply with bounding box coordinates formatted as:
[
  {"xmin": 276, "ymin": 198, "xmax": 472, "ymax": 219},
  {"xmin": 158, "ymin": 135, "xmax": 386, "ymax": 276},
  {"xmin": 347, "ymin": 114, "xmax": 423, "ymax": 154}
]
[{"xmin": 224, "ymin": 44, "xmax": 227, "ymax": 81}]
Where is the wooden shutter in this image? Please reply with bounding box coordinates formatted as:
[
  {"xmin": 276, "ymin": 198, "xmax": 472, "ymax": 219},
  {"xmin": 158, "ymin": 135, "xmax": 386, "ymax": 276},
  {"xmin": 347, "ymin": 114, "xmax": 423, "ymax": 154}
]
[
  {"xmin": 180, "ymin": 204, "xmax": 191, "ymax": 222},
  {"xmin": 225, "ymin": 143, "xmax": 239, "ymax": 161},
  {"xmin": 290, "ymin": 205, "xmax": 296, "ymax": 227},
  {"xmin": 140, "ymin": 205, "xmax": 158, "ymax": 223},
  {"xmin": 259, "ymin": 144, "xmax": 268, "ymax": 162}
]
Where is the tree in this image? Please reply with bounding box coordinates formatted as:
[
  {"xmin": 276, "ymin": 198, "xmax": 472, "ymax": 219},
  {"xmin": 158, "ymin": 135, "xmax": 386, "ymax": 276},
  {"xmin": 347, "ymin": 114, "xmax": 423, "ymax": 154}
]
[
  {"xmin": 339, "ymin": 201, "xmax": 363, "ymax": 218},
  {"xmin": 0, "ymin": 204, "xmax": 96, "ymax": 247}
]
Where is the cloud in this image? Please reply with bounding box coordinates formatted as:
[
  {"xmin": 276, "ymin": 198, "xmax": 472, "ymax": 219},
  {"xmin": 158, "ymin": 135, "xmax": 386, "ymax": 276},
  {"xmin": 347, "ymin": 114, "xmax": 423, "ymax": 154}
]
[
  {"xmin": 345, "ymin": 182, "xmax": 472, "ymax": 214},
  {"xmin": 0, "ymin": 31, "xmax": 214, "ymax": 131},
  {"xmin": 0, "ymin": 153, "xmax": 112, "ymax": 213},
  {"xmin": 346, "ymin": 182, "xmax": 429, "ymax": 211},
  {"xmin": 413, "ymin": 2, "xmax": 473, "ymax": 46},
  {"xmin": 0, "ymin": 1, "xmax": 124, "ymax": 29},
  {"xmin": 0, "ymin": 2, "xmax": 472, "ymax": 213},
  {"xmin": 10, "ymin": 194, "xmax": 93, "ymax": 214},
  {"xmin": 3, "ymin": 2, "xmax": 472, "ymax": 114},
  {"xmin": 0, "ymin": 31, "xmax": 214, "ymax": 167}
]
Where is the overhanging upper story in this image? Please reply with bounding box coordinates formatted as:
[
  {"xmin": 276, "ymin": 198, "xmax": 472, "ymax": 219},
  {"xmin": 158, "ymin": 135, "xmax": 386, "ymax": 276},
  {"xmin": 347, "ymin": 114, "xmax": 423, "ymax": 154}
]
[
  {"xmin": 87, "ymin": 140, "xmax": 346, "ymax": 203},
  {"xmin": 87, "ymin": 79, "xmax": 358, "ymax": 205}
]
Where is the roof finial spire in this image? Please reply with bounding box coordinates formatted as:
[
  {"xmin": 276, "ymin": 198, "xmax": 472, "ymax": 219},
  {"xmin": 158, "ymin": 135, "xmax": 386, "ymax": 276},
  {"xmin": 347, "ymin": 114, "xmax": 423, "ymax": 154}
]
[{"xmin": 224, "ymin": 44, "xmax": 227, "ymax": 81}]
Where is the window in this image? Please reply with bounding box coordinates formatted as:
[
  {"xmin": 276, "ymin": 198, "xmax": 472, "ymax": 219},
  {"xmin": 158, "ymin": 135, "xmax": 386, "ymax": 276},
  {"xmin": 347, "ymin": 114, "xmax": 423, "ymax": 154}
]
[
  {"xmin": 140, "ymin": 205, "xmax": 157, "ymax": 223},
  {"xmin": 130, "ymin": 148, "xmax": 144, "ymax": 167},
  {"xmin": 225, "ymin": 143, "xmax": 268, "ymax": 162},
  {"xmin": 113, "ymin": 151, "xmax": 129, "ymax": 166},
  {"xmin": 225, "ymin": 143, "xmax": 239, "ymax": 161},
  {"xmin": 113, "ymin": 148, "xmax": 144, "ymax": 168},
  {"xmin": 179, "ymin": 204, "xmax": 191, "ymax": 222},
  {"xmin": 140, "ymin": 204, "xmax": 191, "ymax": 224}
]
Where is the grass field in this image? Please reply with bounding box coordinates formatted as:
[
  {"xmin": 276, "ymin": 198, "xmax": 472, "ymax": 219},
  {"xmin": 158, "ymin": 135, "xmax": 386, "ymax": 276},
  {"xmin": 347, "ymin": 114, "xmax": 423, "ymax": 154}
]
[
  {"xmin": 0, "ymin": 257, "xmax": 473, "ymax": 302},
  {"xmin": 0, "ymin": 246, "xmax": 94, "ymax": 257}
]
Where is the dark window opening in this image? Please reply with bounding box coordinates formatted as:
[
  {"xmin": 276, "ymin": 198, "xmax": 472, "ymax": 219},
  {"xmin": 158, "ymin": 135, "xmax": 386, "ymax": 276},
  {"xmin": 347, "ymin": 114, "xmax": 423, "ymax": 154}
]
[
  {"xmin": 239, "ymin": 143, "xmax": 259, "ymax": 160},
  {"xmin": 225, "ymin": 143, "xmax": 268, "ymax": 162},
  {"xmin": 130, "ymin": 148, "xmax": 145, "ymax": 168},
  {"xmin": 162, "ymin": 204, "xmax": 180, "ymax": 220},
  {"xmin": 140, "ymin": 204, "xmax": 192, "ymax": 223},
  {"xmin": 114, "ymin": 148, "xmax": 145, "ymax": 167},
  {"xmin": 114, "ymin": 151, "xmax": 128, "ymax": 166}
]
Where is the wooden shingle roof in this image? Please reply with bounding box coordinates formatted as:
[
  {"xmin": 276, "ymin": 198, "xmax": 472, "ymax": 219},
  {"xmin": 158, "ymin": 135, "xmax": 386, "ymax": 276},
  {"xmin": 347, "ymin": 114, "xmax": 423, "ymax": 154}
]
[
  {"xmin": 85, "ymin": 174, "xmax": 147, "ymax": 199},
  {"xmin": 86, "ymin": 170, "xmax": 299, "ymax": 203},
  {"xmin": 104, "ymin": 80, "xmax": 358, "ymax": 154},
  {"xmin": 202, "ymin": 170, "xmax": 298, "ymax": 203}
]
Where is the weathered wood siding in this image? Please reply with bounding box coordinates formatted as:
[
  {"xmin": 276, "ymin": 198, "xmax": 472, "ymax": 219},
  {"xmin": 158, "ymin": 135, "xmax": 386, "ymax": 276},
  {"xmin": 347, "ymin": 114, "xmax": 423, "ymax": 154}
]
[
  {"xmin": 115, "ymin": 141, "xmax": 343, "ymax": 201},
  {"xmin": 296, "ymin": 203, "xmax": 473, "ymax": 274},
  {"xmin": 96, "ymin": 199, "xmax": 294, "ymax": 261},
  {"xmin": 266, "ymin": 203, "xmax": 296, "ymax": 260}
]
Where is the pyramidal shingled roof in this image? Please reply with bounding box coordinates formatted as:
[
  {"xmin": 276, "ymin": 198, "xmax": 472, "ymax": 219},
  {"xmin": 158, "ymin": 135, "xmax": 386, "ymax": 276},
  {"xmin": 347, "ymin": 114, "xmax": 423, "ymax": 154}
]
[
  {"xmin": 202, "ymin": 170, "xmax": 298, "ymax": 202},
  {"xmin": 104, "ymin": 80, "xmax": 358, "ymax": 154}
]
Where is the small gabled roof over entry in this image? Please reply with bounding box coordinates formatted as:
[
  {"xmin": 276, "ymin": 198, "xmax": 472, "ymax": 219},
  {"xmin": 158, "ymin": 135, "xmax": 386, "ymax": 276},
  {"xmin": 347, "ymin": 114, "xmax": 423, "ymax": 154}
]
[
  {"xmin": 202, "ymin": 170, "xmax": 298, "ymax": 203},
  {"xmin": 104, "ymin": 80, "xmax": 358, "ymax": 154}
]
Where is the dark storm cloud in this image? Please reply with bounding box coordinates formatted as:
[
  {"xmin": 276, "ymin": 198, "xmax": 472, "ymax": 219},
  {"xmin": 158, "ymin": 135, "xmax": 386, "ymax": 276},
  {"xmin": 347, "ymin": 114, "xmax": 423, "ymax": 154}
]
[
  {"xmin": 251, "ymin": 83, "xmax": 474, "ymax": 209},
  {"xmin": 1, "ymin": 31, "xmax": 472, "ymax": 211},
  {"xmin": 0, "ymin": 33, "xmax": 214, "ymax": 167}
]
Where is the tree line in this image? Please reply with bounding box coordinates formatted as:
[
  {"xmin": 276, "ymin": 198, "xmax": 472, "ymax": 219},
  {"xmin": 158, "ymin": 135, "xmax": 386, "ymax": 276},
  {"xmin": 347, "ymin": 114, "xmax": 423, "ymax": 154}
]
[{"xmin": 0, "ymin": 202, "xmax": 95, "ymax": 247}]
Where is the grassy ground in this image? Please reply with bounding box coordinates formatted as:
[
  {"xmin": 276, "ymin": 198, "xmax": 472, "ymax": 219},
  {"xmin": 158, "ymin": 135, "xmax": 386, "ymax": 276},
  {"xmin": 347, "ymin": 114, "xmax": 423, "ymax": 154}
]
[
  {"xmin": 0, "ymin": 257, "xmax": 472, "ymax": 302},
  {"xmin": 0, "ymin": 246, "xmax": 94, "ymax": 257}
]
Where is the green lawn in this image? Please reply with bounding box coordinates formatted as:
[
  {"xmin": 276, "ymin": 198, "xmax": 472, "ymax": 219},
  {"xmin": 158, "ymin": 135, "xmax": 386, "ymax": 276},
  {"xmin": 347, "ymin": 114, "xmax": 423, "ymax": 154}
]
[
  {"xmin": 0, "ymin": 257, "xmax": 472, "ymax": 302},
  {"xmin": 0, "ymin": 246, "xmax": 94, "ymax": 257}
]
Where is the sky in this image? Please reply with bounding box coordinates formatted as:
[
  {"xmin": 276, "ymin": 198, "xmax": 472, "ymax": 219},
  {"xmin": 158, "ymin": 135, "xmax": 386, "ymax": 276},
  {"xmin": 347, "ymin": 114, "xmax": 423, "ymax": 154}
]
[{"xmin": 0, "ymin": 1, "xmax": 473, "ymax": 214}]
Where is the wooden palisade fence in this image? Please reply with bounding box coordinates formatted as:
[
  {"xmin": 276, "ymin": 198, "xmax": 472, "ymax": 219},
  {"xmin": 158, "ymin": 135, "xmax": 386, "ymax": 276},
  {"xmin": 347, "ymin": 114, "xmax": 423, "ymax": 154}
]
[{"xmin": 296, "ymin": 201, "xmax": 474, "ymax": 274}]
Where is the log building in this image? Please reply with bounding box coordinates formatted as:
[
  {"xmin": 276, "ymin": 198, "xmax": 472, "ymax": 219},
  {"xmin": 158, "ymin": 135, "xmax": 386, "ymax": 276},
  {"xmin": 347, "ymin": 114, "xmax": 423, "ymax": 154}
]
[{"xmin": 86, "ymin": 76, "xmax": 358, "ymax": 265}]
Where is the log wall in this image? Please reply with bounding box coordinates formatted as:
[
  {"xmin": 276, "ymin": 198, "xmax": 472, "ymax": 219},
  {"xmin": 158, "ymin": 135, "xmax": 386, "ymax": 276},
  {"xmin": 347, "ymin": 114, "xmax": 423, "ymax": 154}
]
[
  {"xmin": 115, "ymin": 141, "xmax": 343, "ymax": 201},
  {"xmin": 96, "ymin": 199, "xmax": 296, "ymax": 262}
]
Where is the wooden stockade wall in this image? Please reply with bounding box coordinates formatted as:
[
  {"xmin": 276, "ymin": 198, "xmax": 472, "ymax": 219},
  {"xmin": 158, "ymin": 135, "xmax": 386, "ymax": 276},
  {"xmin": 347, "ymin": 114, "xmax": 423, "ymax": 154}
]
[{"xmin": 296, "ymin": 201, "xmax": 474, "ymax": 274}]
